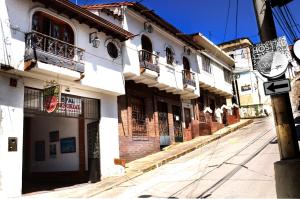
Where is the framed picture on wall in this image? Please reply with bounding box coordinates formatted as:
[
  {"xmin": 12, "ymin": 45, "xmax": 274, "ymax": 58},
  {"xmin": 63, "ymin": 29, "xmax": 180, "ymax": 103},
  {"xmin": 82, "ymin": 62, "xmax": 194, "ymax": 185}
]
[
  {"xmin": 49, "ymin": 130, "xmax": 59, "ymax": 142},
  {"xmin": 49, "ymin": 144, "xmax": 57, "ymax": 158},
  {"xmin": 60, "ymin": 137, "xmax": 76, "ymax": 153},
  {"xmin": 35, "ymin": 141, "xmax": 45, "ymax": 161}
]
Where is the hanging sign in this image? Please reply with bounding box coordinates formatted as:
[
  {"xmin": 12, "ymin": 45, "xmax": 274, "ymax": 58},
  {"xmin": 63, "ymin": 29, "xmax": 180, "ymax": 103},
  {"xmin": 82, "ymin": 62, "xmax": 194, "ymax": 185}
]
[
  {"xmin": 250, "ymin": 36, "xmax": 292, "ymax": 79},
  {"xmin": 43, "ymin": 85, "xmax": 60, "ymax": 113}
]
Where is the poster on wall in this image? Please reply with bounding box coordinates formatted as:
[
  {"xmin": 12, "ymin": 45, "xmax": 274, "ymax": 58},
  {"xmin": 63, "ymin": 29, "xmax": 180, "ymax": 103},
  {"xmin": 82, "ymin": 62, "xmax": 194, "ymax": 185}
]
[
  {"xmin": 35, "ymin": 141, "xmax": 45, "ymax": 161},
  {"xmin": 60, "ymin": 137, "xmax": 76, "ymax": 153},
  {"xmin": 49, "ymin": 130, "xmax": 59, "ymax": 142},
  {"xmin": 43, "ymin": 85, "xmax": 61, "ymax": 113},
  {"xmin": 49, "ymin": 144, "xmax": 57, "ymax": 158},
  {"xmin": 241, "ymin": 84, "xmax": 252, "ymax": 92}
]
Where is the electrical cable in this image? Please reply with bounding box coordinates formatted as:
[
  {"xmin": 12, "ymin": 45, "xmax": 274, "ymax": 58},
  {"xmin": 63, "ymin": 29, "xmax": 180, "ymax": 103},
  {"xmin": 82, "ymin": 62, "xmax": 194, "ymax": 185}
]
[
  {"xmin": 284, "ymin": 5, "xmax": 300, "ymax": 36},
  {"xmin": 272, "ymin": 7, "xmax": 294, "ymax": 43},
  {"xmin": 235, "ymin": 0, "xmax": 239, "ymax": 39},
  {"xmin": 278, "ymin": 6, "xmax": 297, "ymax": 40},
  {"xmin": 223, "ymin": 0, "xmax": 231, "ymax": 42}
]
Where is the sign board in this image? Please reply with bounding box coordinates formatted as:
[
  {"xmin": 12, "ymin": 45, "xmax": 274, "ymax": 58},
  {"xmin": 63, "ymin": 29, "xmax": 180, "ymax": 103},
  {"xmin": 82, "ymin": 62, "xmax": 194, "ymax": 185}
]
[
  {"xmin": 43, "ymin": 85, "xmax": 60, "ymax": 113},
  {"xmin": 251, "ymin": 36, "xmax": 292, "ymax": 78},
  {"xmin": 293, "ymin": 40, "xmax": 300, "ymax": 60},
  {"xmin": 263, "ymin": 79, "xmax": 291, "ymax": 96}
]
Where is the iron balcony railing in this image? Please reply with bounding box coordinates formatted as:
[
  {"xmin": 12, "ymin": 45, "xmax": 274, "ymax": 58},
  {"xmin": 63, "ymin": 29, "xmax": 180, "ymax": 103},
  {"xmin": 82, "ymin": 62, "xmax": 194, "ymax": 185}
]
[
  {"xmin": 24, "ymin": 31, "xmax": 85, "ymax": 73},
  {"xmin": 182, "ymin": 69, "xmax": 196, "ymax": 87},
  {"xmin": 138, "ymin": 49, "xmax": 160, "ymax": 74}
]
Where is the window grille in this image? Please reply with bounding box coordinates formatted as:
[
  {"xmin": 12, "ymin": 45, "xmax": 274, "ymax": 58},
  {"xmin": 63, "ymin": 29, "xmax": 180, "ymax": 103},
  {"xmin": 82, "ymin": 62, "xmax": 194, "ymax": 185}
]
[
  {"xmin": 131, "ymin": 97, "xmax": 148, "ymax": 141},
  {"xmin": 24, "ymin": 87, "xmax": 100, "ymax": 120}
]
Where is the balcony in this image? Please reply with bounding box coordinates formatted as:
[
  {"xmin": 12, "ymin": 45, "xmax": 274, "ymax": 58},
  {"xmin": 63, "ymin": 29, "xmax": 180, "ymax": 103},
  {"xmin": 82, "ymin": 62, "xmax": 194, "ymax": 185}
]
[
  {"xmin": 139, "ymin": 50, "xmax": 159, "ymax": 78},
  {"xmin": 24, "ymin": 31, "xmax": 85, "ymax": 74},
  {"xmin": 182, "ymin": 69, "xmax": 196, "ymax": 91}
]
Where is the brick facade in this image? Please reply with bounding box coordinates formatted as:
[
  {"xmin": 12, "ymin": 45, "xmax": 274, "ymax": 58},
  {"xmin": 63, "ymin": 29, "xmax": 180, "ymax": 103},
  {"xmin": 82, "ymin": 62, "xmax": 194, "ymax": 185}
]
[{"xmin": 118, "ymin": 81, "xmax": 182, "ymax": 162}]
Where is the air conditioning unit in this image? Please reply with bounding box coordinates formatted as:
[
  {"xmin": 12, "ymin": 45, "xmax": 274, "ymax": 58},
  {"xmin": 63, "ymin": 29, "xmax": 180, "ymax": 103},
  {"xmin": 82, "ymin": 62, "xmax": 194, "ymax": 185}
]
[{"xmin": 144, "ymin": 22, "xmax": 153, "ymax": 33}]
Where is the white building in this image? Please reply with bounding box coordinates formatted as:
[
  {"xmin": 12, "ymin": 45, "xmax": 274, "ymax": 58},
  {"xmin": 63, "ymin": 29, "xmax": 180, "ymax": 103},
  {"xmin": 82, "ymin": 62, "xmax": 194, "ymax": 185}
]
[
  {"xmin": 84, "ymin": 2, "xmax": 236, "ymax": 160},
  {"xmin": 219, "ymin": 38, "xmax": 271, "ymax": 118},
  {"xmin": 0, "ymin": 0, "xmax": 133, "ymax": 197}
]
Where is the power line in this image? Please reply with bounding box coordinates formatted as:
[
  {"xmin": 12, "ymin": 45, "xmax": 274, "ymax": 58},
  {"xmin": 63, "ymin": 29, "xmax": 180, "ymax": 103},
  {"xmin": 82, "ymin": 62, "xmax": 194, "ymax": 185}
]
[
  {"xmin": 235, "ymin": 0, "xmax": 239, "ymax": 39},
  {"xmin": 277, "ymin": 6, "xmax": 297, "ymax": 40},
  {"xmin": 272, "ymin": 7, "xmax": 294, "ymax": 43},
  {"xmin": 284, "ymin": 4, "xmax": 300, "ymax": 36},
  {"xmin": 223, "ymin": 0, "xmax": 231, "ymax": 42}
]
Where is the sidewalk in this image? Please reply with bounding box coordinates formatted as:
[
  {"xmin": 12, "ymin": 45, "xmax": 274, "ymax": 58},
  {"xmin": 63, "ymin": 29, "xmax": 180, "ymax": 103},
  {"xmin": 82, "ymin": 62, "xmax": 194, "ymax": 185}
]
[{"xmin": 24, "ymin": 119, "xmax": 253, "ymax": 198}]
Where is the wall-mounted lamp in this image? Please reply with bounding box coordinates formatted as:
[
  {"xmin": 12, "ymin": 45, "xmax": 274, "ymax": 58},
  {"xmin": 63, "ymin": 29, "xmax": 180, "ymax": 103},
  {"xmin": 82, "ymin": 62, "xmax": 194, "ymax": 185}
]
[{"xmin": 89, "ymin": 32, "xmax": 101, "ymax": 48}]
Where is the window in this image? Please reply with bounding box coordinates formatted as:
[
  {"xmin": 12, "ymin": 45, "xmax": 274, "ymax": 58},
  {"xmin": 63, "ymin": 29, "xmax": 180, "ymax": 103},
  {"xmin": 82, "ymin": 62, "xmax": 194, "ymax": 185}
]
[
  {"xmin": 107, "ymin": 42, "xmax": 119, "ymax": 59},
  {"xmin": 224, "ymin": 69, "xmax": 232, "ymax": 83},
  {"xmin": 32, "ymin": 11, "xmax": 74, "ymax": 44},
  {"xmin": 183, "ymin": 56, "xmax": 191, "ymax": 80},
  {"xmin": 202, "ymin": 56, "xmax": 211, "ymax": 73},
  {"xmin": 166, "ymin": 47, "xmax": 174, "ymax": 65},
  {"xmin": 131, "ymin": 97, "xmax": 147, "ymax": 140}
]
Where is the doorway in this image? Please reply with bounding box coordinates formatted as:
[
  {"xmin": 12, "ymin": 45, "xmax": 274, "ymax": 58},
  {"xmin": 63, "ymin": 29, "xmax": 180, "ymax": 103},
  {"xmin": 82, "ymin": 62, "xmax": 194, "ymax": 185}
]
[
  {"xmin": 22, "ymin": 87, "xmax": 100, "ymax": 194},
  {"xmin": 172, "ymin": 105, "xmax": 183, "ymax": 142},
  {"xmin": 158, "ymin": 101, "xmax": 170, "ymax": 148}
]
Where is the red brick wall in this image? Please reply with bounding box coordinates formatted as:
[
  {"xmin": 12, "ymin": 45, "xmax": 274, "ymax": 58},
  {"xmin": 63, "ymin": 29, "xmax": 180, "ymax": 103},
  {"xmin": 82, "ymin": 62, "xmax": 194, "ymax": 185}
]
[
  {"xmin": 118, "ymin": 81, "xmax": 182, "ymax": 162},
  {"xmin": 119, "ymin": 136, "xmax": 160, "ymax": 162}
]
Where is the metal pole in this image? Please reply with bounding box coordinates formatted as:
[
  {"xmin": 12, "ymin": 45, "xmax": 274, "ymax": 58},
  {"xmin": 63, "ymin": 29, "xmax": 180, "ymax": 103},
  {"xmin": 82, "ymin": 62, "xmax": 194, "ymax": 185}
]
[{"xmin": 253, "ymin": 0, "xmax": 299, "ymax": 160}]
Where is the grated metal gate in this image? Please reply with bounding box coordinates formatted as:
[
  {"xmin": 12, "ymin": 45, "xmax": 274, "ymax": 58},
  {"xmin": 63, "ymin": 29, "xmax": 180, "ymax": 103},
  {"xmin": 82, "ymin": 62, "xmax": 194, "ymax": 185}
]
[{"xmin": 24, "ymin": 87, "xmax": 100, "ymax": 120}]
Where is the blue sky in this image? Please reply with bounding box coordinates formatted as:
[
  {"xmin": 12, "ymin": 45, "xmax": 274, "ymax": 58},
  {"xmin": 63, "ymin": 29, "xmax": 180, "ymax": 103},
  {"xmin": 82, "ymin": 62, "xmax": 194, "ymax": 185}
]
[{"xmin": 73, "ymin": 0, "xmax": 300, "ymax": 45}]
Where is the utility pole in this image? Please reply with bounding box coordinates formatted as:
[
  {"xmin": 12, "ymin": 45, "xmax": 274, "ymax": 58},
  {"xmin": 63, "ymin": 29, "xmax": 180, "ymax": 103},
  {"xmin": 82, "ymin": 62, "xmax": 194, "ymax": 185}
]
[{"xmin": 253, "ymin": 0, "xmax": 299, "ymax": 160}]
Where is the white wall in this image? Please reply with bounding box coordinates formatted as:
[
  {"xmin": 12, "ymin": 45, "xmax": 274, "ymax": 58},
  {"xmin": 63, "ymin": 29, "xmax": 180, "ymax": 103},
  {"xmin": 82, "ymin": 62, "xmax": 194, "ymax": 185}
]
[
  {"xmin": 0, "ymin": 74, "xmax": 24, "ymax": 198},
  {"xmin": 112, "ymin": 9, "xmax": 200, "ymax": 96},
  {"xmin": 197, "ymin": 53, "xmax": 233, "ymax": 95},
  {"xmin": 29, "ymin": 116, "xmax": 79, "ymax": 172},
  {"xmin": 1, "ymin": 0, "xmax": 125, "ymax": 96},
  {"xmin": 99, "ymin": 94, "xmax": 120, "ymax": 177}
]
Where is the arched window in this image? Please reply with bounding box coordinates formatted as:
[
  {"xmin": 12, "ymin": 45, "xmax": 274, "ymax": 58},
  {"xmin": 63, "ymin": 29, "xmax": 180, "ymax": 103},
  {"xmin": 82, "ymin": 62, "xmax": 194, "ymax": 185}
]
[
  {"xmin": 183, "ymin": 56, "xmax": 190, "ymax": 71},
  {"xmin": 183, "ymin": 56, "xmax": 191, "ymax": 80},
  {"xmin": 166, "ymin": 47, "xmax": 174, "ymax": 65},
  {"xmin": 141, "ymin": 35, "xmax": 153, "ymax": 62},
  {"xmin": 32, "ymin": 11, "xmax": 74, "ymax": 44}
]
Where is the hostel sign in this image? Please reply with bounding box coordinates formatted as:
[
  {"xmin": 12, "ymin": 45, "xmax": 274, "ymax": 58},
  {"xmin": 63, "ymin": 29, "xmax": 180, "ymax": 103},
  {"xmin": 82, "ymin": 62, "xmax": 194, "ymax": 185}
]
[
  {"xmin": 250, "ymin": 36, "xmax": 291, "ymax": 79},
  {"xmin": 43, "ymin": 85, "xmax": 60, "ymax": 113}
]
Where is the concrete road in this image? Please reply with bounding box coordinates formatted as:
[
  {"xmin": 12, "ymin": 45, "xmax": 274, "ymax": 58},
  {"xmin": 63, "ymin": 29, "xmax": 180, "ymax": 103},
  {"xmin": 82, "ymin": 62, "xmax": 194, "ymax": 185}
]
[{"xmin": 93, "ymin": 117, "xmax": 280, "ymax": 199}]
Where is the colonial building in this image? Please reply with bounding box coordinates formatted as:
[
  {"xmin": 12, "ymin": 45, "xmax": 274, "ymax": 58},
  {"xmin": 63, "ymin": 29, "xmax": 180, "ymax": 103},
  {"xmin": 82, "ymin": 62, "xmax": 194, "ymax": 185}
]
[
  {"xmin": 0, "ymin": 0, "xmax": 133, "ymax": 197},
  {"xmin": 219, "ymin": 38, "xmax": 271, "ymax": 118},
  {"xmin": 84, "ymin": 2, "xmax": 202, "ymax": 161},
  {"xmin": 190, "ymin": 33, "xmax": 237, "ymax": 136}
]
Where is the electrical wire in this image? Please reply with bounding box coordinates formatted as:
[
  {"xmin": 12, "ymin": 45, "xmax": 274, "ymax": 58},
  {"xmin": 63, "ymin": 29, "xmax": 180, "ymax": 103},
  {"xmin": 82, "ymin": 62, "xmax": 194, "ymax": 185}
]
[
  {"xmin": 272, "ymin": 7, "xmax": 294, "ymax": 43},
  {"xmin": 284, "ymin": 4, "xmax": 300, "ymax": 36},
  {"xmin": 223, "ymin": 0, "xmax": 231, "ymax": 42},
  {"xmin": 278, "ymin": 5, "xmax": 297, "ymax": 40},
  {"xmin": 235, "ymin": 0, "xmax": 239, "ymax": 39}
]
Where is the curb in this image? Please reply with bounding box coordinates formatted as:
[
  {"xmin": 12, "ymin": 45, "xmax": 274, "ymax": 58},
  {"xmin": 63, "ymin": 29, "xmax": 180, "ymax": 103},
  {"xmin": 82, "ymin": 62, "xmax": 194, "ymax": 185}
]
[{"xmin": 88, "ymin": 119, "xmax": 253, "ymax": 197}]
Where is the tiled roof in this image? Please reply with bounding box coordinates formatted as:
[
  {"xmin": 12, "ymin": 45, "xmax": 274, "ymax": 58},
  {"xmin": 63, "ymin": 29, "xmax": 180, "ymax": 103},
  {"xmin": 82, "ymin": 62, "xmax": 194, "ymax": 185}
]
[
  {"xmin": 33, "ymin": 0, "xmax": 134, "ymax": 41},
  {"xmin": 83, "ymin": 2, "xmax": 203, "ymax": 50},
  {"xmin": 82, "ymin": 2, "xmax": 134, "ymax": 9}
]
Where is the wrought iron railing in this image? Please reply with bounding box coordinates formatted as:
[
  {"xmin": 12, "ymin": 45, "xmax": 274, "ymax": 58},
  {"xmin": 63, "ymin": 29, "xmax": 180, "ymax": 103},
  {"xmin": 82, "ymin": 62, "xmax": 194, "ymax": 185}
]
[
  {"xmin": 182, "ymin": 69, "xmax": 196, "ymax": 87},
  {"xmin": 138, "ymin": 49, "xmax": 159, "ymax": 73},
  {"xmin": 24, "ymin": 31, "xmax": 85, "ymax": 73}
]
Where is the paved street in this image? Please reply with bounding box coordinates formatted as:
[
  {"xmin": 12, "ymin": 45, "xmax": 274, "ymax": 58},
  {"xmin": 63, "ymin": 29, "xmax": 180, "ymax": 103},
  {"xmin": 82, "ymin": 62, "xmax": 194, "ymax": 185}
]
[{"xmin": 92, "ymin": 117, "xmax": 279, "ymax": 199}]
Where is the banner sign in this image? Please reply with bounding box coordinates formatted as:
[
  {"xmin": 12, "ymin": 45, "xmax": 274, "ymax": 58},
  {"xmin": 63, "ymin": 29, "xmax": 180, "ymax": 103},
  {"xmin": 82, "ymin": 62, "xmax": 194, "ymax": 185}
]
[
  {"xmin": 43, "ymin": 85, "xmax": 60, "ymax": 113},
  {"xmin": 251, "ymin": 36, "xmax": 292, "ymax": 71}
]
